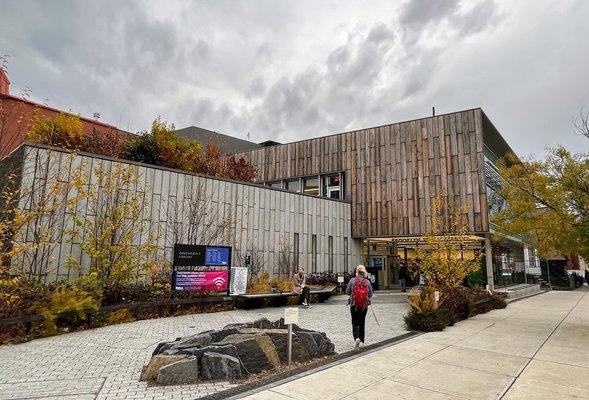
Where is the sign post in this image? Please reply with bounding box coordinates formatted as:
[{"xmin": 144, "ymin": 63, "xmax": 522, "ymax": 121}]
[{"xmin": 283, "ymin": 307, "xmax": 299, "ymax": 365}]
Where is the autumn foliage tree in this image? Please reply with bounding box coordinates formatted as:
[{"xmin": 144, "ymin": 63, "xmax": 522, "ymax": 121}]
[
  {"xmin": 224, "ymin": 155, "xmax": 257, "ymax": 182},
  {"xmin": 27, "ymin": 113, "xmax": 84, "ymax": 150},
  {"xmin": 82, "ymin": 127, "xmax": 127, "ymax": 158},
  {"xmin": 494, "ymin": 147, "xmax": 589, "ymax": 260},
  {"xmin": 414, "ymin": 193, "xmax": 482, "ymax": 291},
  {"xmin": 68, "ymin": 163, "xmax": 159, "ymax": 290}
]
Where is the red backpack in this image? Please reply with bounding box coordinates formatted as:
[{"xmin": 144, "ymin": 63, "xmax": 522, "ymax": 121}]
[{"xmin": 353, "ymin": 277, "xmax": 369, "ymax": 309}]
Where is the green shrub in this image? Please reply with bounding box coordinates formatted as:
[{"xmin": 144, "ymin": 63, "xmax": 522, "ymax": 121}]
[
  {"xmin": 467, "ymin": 270, "xmax": 485, "ymax": 287},
  {"xmin": 39, "ymin": 286, "xmax": 100, "ymax": 335},
  {"xmin": 490, "ymin": 294, "xmax": 507, "ymax": 309},
  {"xmin": 404, "ymin": 309, "xmax": 455, "ymax": 332},
  {"xmin": 105, "ymin": 309, "xmax": 134, "ymax": 325}
]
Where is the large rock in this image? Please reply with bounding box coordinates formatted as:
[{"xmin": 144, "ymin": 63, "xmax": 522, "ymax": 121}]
[
  {"xmin": 218, "ymin": 333, "xmax": 280, "ymax": 373},
  {"xmin": 192, "ymin": 344, "xmax": 248, "ymax": 375},
  {"xmin": 310, "ymin": 331, "xmax": 336, "ymax": 356},
  {"xmin": 239, "ymin": 328, "xmax": 309, "ymax": 363},
  {"xmin": 295, "ymin": 331, "xmax": 320, "ymax": 358},
  {"xmin": 252, "ymin": 317, "xmax": 274, "ymax": 329},
  {"xmin": 223, "ymin": 322, "xmax": 252, "ymax": 330},
  {"xmin": 169, "ymin": 332, "xmax": 212, "ymax": 351},
  {"xmin": 156, "ymin": 357, "xmax": 199, "ymax": 385},
  {"xmin": 201, "ymin": 352, "xmax": 242, "ymax": 380},
  {"xmin": 140, "ymin": 355, "xmax": 187, "ymax": 381},
  {"xmin": 210, "ymin": 328, "xmax": 241, "ymax": 343}
]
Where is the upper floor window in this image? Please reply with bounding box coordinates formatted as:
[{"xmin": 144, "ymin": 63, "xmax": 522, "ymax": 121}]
[
  {"xmin": 284, "ymin": 179, "xmax": 301, "ymax": 192},
  {"xmin": 303, "ymin": 177, "xmax": 320, "ymax": 196},
  {"xmin": 266, "ymin": 181, "xmax": 282, "ymax": 189},
  {"xmin": 323, "ymin": 174, "xmax": 342, "ymax": 199}
]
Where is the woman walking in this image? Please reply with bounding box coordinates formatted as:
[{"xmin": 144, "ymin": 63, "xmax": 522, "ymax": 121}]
[{"xmin": 346, "ymin": 265, "xmax": 373, "ymax": 349}]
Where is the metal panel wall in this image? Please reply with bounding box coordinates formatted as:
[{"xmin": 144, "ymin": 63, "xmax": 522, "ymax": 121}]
[{"xmin": 11, "ymin": 145, "xmax": 362, "ymax": 283}]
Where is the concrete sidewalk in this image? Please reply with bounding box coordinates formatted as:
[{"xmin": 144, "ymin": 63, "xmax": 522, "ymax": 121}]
[{"xmin": 241, "ymin": 288, "xmax": 589, "ymax": 400}]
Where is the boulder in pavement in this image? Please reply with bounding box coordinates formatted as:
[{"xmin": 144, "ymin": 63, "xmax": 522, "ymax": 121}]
[
  {"xmin": 140, "ymin": 354, "xmax": 187, "ymax": 381},
  {"xmin": 192, "ymin": 344, "xmax": 248, "ymax": 375},
  {"xmin": 201, "ymin": 352, "xmax": 242, "ymax": 380},
  {"xmin": 238, "ymin": 328, "xmax": 310, "ymax": 363},
  {"xmin": 295, "ymin": 331, "xmax": 320, "ymax": 358},
  {"xmin": 252, "ymin": 317, "xmax": 274, "ymax": 329},
  {"xmin": 310, "ymin": 331, "xmax": 336, "ymax": 356},
  {"xmin": 169, "ymin": 332, "xmax": 212, "ymax": 351},
  {"xmin": 210, "ymin": 327, "xmax": 241, "ymax": 342},
  {"xmin": 156, "ymin": 357, "xmax": 199, "ymax": 385},
  {"xmin": 218, "ymin": 333, "xmax": 280, "ymax": 373}
]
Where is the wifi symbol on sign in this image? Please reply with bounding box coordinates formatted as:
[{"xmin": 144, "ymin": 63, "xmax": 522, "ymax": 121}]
[{"xmin": 213, "ymin": 277, "xmax": 226, "ymax": 288}]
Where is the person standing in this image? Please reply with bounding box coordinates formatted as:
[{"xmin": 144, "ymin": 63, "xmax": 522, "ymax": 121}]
[
  {"xmin": 346, "ymin": 265, "xmax": 373, "ymax": 349},
  {"xmin": 398, "ymin": 263, "xmax": 408, "ymax": 292},
  {"xmin": 292, "ymin": 266, "xmax": 311, "ymax": 307}
]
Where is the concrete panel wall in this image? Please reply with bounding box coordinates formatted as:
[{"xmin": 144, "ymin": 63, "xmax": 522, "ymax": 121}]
[{"xmin": 10, "ymin": 145, "xmax": 363, "ymax": 283}]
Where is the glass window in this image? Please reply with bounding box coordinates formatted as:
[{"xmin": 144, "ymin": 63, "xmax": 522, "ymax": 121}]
[
  {"xmin": 284, "ymin": 179, "xmax": 301, "ymax": 192},
  {"xmin": 303, "ymin": 177, "xmax": 319, "ymax": 196},
  {"xmin": 294, "ymin": 233, "xmax": 299, "ymax": 267},
  {"xmin": 311, "ymin": 234, "xmax": 317, "ymax": 272},
  {"xmin": 328, "ymin": 236, "xmax": 333, "ymax": 273},
  {"xmin": 344, "ymin": 237, "xmax": 348, "ymax": 273},
  {"xmin": 323, "ymin": 173, "xmax": 342, "ymax": 199},
  {"xmin": 266, "ymin": 181, "xmax": 282, "ymax": 189}
]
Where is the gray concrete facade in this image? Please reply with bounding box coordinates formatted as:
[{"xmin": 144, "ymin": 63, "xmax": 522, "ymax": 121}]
[{"xmin": 8, "ymin": 144, "xmax": 362, "ymax": 282}]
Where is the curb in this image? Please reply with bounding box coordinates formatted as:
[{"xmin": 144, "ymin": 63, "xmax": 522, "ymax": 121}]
[
  {"xmin": 506, "ymin": 289, "xmax": 549, "ymax": 303},
  {"xmin": 199, "ymin": 331, "xmax": 420, "ymax": 400}
]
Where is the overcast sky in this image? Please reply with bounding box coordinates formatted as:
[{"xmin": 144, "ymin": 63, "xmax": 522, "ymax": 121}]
[{"xmin": 1, "ymin": 0, "xmax": 588, "ymax": 155}]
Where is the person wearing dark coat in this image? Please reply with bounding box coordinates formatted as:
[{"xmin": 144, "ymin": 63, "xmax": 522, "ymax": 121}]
[{"xmin": 398, "ymin": 264, "xmax": 408, "ymax": 292}]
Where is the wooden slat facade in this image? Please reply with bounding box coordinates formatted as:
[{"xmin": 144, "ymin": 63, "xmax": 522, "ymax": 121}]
[{"xmin": 237, "ymin": 109, "xmax": 490, "ymax": 238}]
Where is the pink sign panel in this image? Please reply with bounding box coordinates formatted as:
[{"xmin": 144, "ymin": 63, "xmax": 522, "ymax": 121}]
[{"xmin": 173, "ymin": 270, "xmax": 229, "ymax": 293}]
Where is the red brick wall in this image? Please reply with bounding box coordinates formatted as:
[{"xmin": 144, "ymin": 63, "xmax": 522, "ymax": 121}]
[{"xmin": 0, "ymin": 95, "xmax": 121, "ymax": 158}]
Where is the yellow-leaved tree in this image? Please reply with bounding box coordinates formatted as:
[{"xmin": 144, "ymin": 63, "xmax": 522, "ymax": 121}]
[
  {"xmin": 414, "ymin": 193, "xmax": 483, "ymax": 291},
  {"xmin": 27, "ymin": 113, "xmax": 84, "ymax": 150},
  {"xmin": 68, "ymin": 162, "xmax": 159, "ymax": 292}
]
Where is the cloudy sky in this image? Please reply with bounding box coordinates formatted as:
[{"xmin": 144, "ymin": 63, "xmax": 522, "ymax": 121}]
[{"xmin": 1, "ymin": 0, "xmax": 588, "ymax": 155}]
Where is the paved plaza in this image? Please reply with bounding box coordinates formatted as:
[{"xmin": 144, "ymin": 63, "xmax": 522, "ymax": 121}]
[
  {"xmin": 241, "ymin": 288, "xmax": 589, "ymax": 400},
  {"xmin": 0, "ymin": 292, "xmax": 408, "ymax": 400}
]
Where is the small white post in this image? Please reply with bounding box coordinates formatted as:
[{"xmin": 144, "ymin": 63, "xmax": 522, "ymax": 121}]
[
  {"xmin": 287, "ymin": 323, "xmax": 293, "ymax": 366},
  {"xmin": 283, "ymin": 307, "xmax": 299, "ymax": 366}
]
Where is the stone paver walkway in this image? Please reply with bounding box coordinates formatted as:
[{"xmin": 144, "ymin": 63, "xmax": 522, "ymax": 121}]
[
  {"xmin": 0, "ymin": 292, "xmax": 408, "ymax": 400},
  {"xmin": 241, "ymin": 288, "xmax": 589, "ymax": 400}
]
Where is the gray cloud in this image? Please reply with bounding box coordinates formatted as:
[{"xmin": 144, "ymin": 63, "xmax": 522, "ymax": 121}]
[{"xmin": 1, "ymin": 0, "xmax": 588, "ymax": 154}]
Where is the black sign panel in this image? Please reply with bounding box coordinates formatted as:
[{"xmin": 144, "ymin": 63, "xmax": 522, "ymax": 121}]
[
  {"xmin": 173, "ymin": 244, "xmax": 205, "ymax": 266},
  {"xmin": 173, "ymin": 244, "xmax": 232, "ymax": 267}
]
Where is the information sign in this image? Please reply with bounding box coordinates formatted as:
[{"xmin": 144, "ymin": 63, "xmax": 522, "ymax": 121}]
[
  {"xmin": 229, "ymin": 267, "xmax": 248, "ymax": 295},
  {"xmin": 284, "ymin": 307, "xmax": 299, "ymax": 325},
  {"xmin": 172, "ymin": 268, "xmax": 229, "ymax": 293}
]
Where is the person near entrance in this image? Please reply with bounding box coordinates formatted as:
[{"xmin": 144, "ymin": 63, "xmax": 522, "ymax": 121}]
[
  {"xmin": 292, "ymin": 266, "xmax": 311, "ymax": 307},
  {"xmin": 398, "ymin": 263, "xmax": 408, "ymax": 292},
  {"xmin": 346, "ymin": 264, "xmax": 374, "ymax": 350}
]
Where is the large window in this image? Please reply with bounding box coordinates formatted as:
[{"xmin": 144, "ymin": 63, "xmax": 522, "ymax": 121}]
[
  {"xmin": 303, "ymin": 177, "xmax": 320, "ymax": 196},
  {"xmin": 263, "ymin": 172, "xmax": 345, "ymax": 199},
  {"xmin": 285, "ymin": 179, "xmax": 301, "ymax": 192},
  {"xmin": 266, "ymin": 181, "xmax": 282, "ymax": 189},
  {"xmin": 323, "ymin": 174, "xmax": 342, "ymax": 199}
]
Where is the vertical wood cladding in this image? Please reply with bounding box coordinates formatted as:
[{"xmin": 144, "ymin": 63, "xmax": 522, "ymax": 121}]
[{"xmin": 238, "ymin": 109, "xmax": 489, "ymax": 238}]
